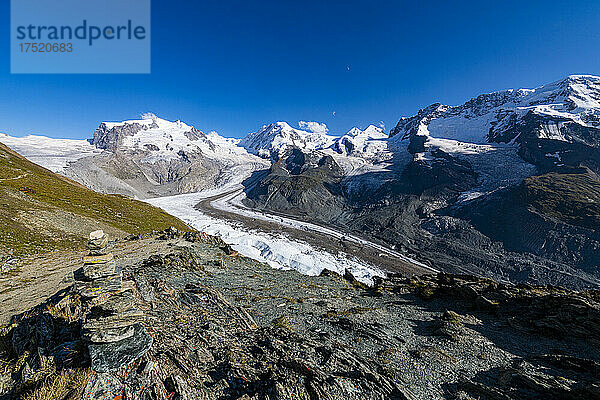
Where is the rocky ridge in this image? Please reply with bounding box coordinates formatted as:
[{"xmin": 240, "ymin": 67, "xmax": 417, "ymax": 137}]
[{"xmin": 0, "ymin": 228, "xmax": 599, "ymax": 399}]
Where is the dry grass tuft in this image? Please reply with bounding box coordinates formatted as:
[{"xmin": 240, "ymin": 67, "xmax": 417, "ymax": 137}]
[{"xmin": 22, "ymin": 367, "xmax": 92, "ymax": 400}]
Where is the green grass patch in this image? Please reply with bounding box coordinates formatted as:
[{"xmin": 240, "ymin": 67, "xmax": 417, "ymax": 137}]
[
  {"xmin": 521, "ymin": 172, "xmax": 600, "ymax": 230},
  {"xmin": 0, "ymin": 143, "xmax": 190, "ymax": 257}
]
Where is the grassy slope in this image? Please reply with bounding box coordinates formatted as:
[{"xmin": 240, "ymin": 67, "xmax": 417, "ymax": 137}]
[
  {"xmin": 0, "ymin": 143, "xmax": 190, "ymax": 256},
  {"xmin": 521, "ymin": 171, "xmax": 600, "ymax": 230}
]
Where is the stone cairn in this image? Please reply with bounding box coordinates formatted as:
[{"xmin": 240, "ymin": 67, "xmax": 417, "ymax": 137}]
[{"xmin": 73, "ymin": 230, "xmax": 152, "ymax": 373}]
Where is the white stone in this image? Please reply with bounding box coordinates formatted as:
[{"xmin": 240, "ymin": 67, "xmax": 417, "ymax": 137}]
[{"xmin": 89, "ymin": 230, "xmax": 105, "ymax": 240}]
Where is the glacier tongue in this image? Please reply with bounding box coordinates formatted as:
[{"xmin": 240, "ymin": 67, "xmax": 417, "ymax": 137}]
[{"xmin": 147, "ymin": 186, "xmax": 386, "ymax": 285}]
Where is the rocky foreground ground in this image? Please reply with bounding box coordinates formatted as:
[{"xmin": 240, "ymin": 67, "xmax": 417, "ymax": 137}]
[{"xmin": 0, "ymin": 229, "xmax": 599, "ymax": 399}]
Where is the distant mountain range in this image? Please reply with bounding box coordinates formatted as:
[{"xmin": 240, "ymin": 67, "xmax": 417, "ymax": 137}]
[
  {"xmin": 1, "ymin": 75, "xmax": 599, "ymax": 288},
  {"xmin": 240, "ymin": 75, "xmax": 600, "ymax": 289},
  {"xmin": 3, "ymin": 114, "xmax": 268, "ymax": 199}
]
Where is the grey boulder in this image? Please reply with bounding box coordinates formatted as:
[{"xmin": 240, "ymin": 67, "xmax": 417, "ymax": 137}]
[{"xmin": 88, "ymin": 324, "xmax": 153, "ymax": 373}]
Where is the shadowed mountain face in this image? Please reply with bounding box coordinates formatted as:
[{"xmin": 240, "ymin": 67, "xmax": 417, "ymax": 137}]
[
  {"xmin": 451, "ymin": 170, "xmax": 600, "ymax": 274},
  {"xmin": 243, "ymin": 148, "xmax": 348, "ymax": 223},
  {"xmin": 0, "ymin": 142, "xmax": 189, "ymax": 258},
  {"xmin": 514, "ymin": 112, "xmax": 600, "ymax": 175}
]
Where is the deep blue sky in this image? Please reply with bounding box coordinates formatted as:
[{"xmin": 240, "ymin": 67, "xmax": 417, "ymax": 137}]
[{"xmin": 1, "ymin": 0, "xmax": 600, "ymax": 139}]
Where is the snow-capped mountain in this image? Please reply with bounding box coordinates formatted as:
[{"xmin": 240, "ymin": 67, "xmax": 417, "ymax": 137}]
[
  {"xmin": 0, "ymin": 114, "xmax": 268, "ymax": 199},
  {"xmin": 2, "ymin": 75, "xmax": 599, "ymax": 202},
  {"xmin": 240, "ymin": 122, "xmax": 395, "ymax": 162},
  {"xmin": 238, "ymin": 75, "xmax": 600, "ymax": 216},
  {"xmin": 332, "ymin": 125, "xmax": 388, "ymax": 157},
  {"xmin": 239, "ymin": 122, "xmax": 336, "ymax": 160},
  {"xmin": 94, "ymin": 114, "xmax": 259, "ymax": 166},
  {"xmin": 238, "ymin": 76, "xmax": 600, "ymax": 179},
  {"xmin": 384, "ymin": 75, "xmax": 600, "ymax": 198},
  {"xmin": 80, "ymin": 114, "xmax": 269, "ymax": 197},
  {"xmin": 391, "ymin": 75, "xmax": 600, "ymax": 145}
]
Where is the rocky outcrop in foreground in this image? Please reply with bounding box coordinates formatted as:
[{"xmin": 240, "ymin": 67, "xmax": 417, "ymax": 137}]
[{"xmin": 0, "ymin": 228, "xmax": 599, "ymax": 399}]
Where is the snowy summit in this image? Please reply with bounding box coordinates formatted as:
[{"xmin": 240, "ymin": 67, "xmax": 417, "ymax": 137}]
[
  {"xmin": 390, "ymin": 74, "xmax": 600, "ymax": 144},
  {"xmin": 239, "ymin": 122, "xmax": 336, "ymax": 160}
]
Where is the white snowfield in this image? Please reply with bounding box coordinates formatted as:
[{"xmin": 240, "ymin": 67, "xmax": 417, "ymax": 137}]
[
  {"xmin": 0, "ymin": 133, "xmax": 100, "ymax": 173},
  {"xmin": 147, "ymin": 185, "xmax": 390, "ymax": 285},
  {"xmin": 332, "ymin": 125, "xmax": 389, "ymax": 157},
  {"xmin": 119, "ymin": 116, "xmax": 197, "ymax": 163}
]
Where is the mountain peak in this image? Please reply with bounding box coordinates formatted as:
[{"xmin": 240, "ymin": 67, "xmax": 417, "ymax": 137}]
[
  {"xmin": 240, "ymin": 121, "xmax": 334, "ymax": 160},
  {"xmin": 93, "ymin": 115, "xmax": 198, "ymax": 152},
  {"xmin": 390, "ymin": 74, "xmax": 600, "ymax": 143},
  {"xmin": 333, "ymin": 125, "xmax": 388, "ymax": 156},
  {"xmin": 93, "ymin": 115, "xmax": 264, "ymax": 165},
  {"xmin": 344, "ymin": 125, "xmax": 386, "ymax": 138},
  {"xmin": 265, "ymin": 121, "xmax": 294, "ymax": 131},
  {"xmin": 100, "ymin": 114, "xmax": 193, "ymax": 132},
  {"xmin": 564, "ymin": 74, "xmax": 600, "ymax": 82}
]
